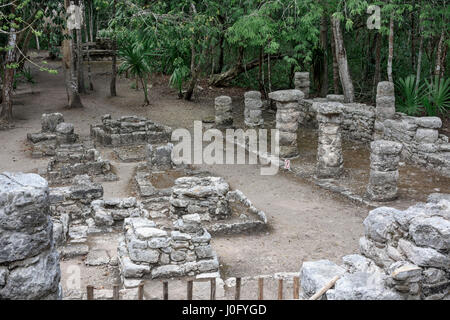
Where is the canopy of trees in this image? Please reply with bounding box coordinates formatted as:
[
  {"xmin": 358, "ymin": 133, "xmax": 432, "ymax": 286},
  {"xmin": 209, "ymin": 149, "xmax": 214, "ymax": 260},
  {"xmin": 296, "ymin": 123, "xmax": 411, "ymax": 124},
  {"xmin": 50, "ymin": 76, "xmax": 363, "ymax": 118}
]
[{"xmin": 0, "ymin": 0, "xmax": 448, "ymax": 123}]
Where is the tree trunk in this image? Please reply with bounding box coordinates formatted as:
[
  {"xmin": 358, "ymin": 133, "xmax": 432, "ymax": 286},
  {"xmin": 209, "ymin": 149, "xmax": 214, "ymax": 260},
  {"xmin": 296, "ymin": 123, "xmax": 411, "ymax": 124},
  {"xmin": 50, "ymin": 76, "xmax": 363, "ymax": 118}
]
[
  {"xmin": 330, "ymin": 24, "xmax": 340, "ymax": 94},
  {"xmin": 259, "ymin": 47, "xmax": 264, "ymax": 92},
  {"xmin": 110, "ymin": 0, "xmax": 117, "ymax": 96},
  {"xmin": 387, "ymin": 13, "xmax": 394, "ymax": 83},
  {"xmin": 215, "ymin": 34, "xmax": 224, "ymax": 74},
  {"xmin": 267, "ymin": 53, "xmax": 272, "ymax": 93},
  {"xmin": 64, "ymin": 0, "xmax": 83, "ymax": 108},
  {"xmin": 76, "ymin": 27, "xmax": 85, "ymax": 93},
  {"xmin": 415, "ymin": 27, "xmax": 423, "ymax": 92},
  {"xmin": 89, "ymin": 0, "xmax": 94, "ymax": 42},
  {"xmin": 435, "ymin": 29, "xmax": 445, "ymax": 78},
  {"xmin": 319, "ymin": 13, "xmax": 329, "ymax": 97},
  {"xmin": 373, "ymin": 32, "xmax": 382, "ymax": 96},
  {"xmin": 209, "ymin": 52, "xmax": 284, "ymax": 87},
  {"xmin": 331, "ymin": 16, "xmax": 354, "ymax": 103},
  {"xmin": 184, "ymin": 34, "xmax": 198, "ymax": 101},
  {"xmin": 0, "ymin": 24, "xmax": 17, "ymax": 123},
  {"xmin": 440, "ymin": 43, "xmax": 448, "ymax": 78}
]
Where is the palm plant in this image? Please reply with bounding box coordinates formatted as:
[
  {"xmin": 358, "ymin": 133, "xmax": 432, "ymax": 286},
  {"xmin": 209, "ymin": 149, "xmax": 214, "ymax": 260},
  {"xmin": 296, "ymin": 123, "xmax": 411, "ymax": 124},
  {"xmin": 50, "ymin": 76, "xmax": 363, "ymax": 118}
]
[
  {"xmin": 118, "ymin": 42, "xmax": 151, "ymax": 105},
  {"xmin": 395, "ymin": 75, "xmax": 425, "ymax": 116},
  {"xmin": 422, "ymin": 76, "xmax": 450, "ymax": 117}
]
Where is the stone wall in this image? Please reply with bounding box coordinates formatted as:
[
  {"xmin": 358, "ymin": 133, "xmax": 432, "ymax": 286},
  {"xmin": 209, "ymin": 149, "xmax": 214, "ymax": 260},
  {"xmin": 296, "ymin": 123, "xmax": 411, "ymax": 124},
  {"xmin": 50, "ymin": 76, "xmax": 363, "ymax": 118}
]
[
  {"xmin": 382, "ymin": 114, "xmax": 450, "ymax": 176},
  {"xmin": 47, "ymin": 144, "xmax": 117, "ymax": 184},
  {"xmin": 301, "ymin": 98, "xmax": 376, "ymax": 142},
  {"xmin": 0, "ymin": 172, "xmax": 62, "ymax": 299},
  {"xmin": 91, "ymin": 115, "xmax": 172, "ymax": 147},
  {"xmin": 300, "ymin": 193, "xmax": 450, "ymax": 300},
  {"xmin": 117, "ymin": 214, "xmax": 219, "ymax": 286}
]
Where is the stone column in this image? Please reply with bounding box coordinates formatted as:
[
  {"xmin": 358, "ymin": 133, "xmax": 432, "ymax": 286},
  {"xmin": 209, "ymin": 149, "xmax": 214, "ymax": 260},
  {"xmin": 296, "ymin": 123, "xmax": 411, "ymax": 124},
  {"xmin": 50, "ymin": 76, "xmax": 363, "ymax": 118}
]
[
  {"xmin": 215, "ymin": 96, "xmax": 233, "ymax": 128},
  {"xmin": 374, "ymin": 82, "xmax": 396, "ymax": 139},
  {"xmin": 294, "ymin": 72, "xmax": 310, "ymax": 98},
  {"xmin": 244, "ymin": 91, "xmax": 264, "ymax": 127},
  {"xmin": 316, "ymin": 102, "xmax": 344, "ymax": 179},
  {"xmin": 0, "ymin": 172, "xmax": 61, "ymax": 299},
  {"xmin": 268, "ymin": 89, "xmax": 304, "ymax": 159},
  {"xmin": 366, "ymin": 140, "xmax": 402, "ymax": 201}
]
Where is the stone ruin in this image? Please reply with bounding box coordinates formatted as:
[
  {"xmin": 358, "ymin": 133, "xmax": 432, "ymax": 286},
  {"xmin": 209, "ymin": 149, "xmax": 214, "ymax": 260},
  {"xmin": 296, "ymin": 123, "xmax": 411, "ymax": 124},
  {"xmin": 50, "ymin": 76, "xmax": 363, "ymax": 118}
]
[
  {"xmin": 27, "ymin": 113, "xmax": 79, "ymax": 158},
  {"xmin": 215, "ymin": 96, "xmax": 233, "ymax": 128},
  {"xmin": 300, "ymin": 193, "xmax": 450, "ymax": 300},
  {"xmin": 244, "ymin": 91, "xmax": 264, "ymax": 127},
  {"xmin": 366, "ymin": 140, "xmax": 403, "ymax": 202},
  {"xmin": 117, "ymin": 214, "xmax": 219, "ymax": 287},
  {"xmin": 169, "ymin": 176, "xmax": 267, "ymax": 235},
  {"xmin": 315, "ymin": 102, "xmax": 344, "ymax": 179},
  {"xmin": 49, "ymin": 174, "xmax": 148, "ymax": 258},
  {"xmin": 46, "ymin": 144, "xmax": 117, "ymax": 185},
  {"xmin": 0, "ymin": 172, "xmax": 62, "ymax": 299},
  {"xmin": 90, "ymin": 114, "xmax": 172, "ymax": 147},
  {"xmin": 268, "ymin": 89, "xmax": 304, "ymax": 159}
]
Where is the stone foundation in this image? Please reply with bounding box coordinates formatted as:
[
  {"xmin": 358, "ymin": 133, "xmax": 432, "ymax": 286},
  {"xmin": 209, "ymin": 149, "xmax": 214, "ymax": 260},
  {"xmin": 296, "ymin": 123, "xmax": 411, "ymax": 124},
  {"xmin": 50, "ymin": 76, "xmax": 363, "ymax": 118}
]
[
  {"xmin": 118, "ymin": 214, "xmax": 219, "ymax": 286},
  {"xmin": 27, "ymin": 113, "xmax": 79, "ymax": 158},
  {"xmin": 0, "ymin": 172, "xmax": 62, "ymax": 299},
  {"xmin": 46, "ymin": 144, "xmax": 117, "ymax": 184},
  {"xmin": 90, "ymin": 114, "xmax": 172, "ymax": 147},
  {"xmin": 300, "ymin": 194, "xmax": 450, "ymax": 300}
]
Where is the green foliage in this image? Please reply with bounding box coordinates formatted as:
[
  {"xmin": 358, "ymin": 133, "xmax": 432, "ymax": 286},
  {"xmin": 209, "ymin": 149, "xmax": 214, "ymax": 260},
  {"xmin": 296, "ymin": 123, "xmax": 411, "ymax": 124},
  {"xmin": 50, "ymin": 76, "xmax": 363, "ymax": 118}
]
[
  {"xmin": 169, "ymin": 57, "xmax": 190, "ymax": 97},
  {"xmin": 422, "ymin": 76, "xmax": 450, "ymax": 116},
  {"xmin": 396, "ymin": 75, "xmax": 425, "ymax": 116}
]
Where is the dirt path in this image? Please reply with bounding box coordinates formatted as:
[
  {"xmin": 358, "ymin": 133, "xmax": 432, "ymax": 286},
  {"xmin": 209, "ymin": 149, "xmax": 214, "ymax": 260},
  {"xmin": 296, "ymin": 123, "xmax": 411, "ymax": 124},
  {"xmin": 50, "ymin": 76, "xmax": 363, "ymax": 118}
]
[{"xmin": 1, "ymin": 53, "xmax": 367, "ymax": 279}]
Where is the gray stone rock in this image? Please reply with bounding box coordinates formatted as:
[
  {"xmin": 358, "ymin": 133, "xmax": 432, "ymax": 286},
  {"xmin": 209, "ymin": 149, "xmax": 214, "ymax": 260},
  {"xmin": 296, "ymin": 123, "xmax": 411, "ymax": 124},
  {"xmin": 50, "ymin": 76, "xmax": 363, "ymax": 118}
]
[
  {"xmin": 151, "ymin": 264, "xmax": 185, "ymax": 278},
  {"xmin": 41, "ymin": 113, "xmax": 64, "ymax": 132},
  {"xmin": 415, "ymin": 117, "xmax": 442, "ymax": 129},
  {"xmin": 269, "ymin": 89, "xmax": 304, "ymax": 102},
  {"xmin": 363, "ymin": 207, "xmax": 401, "ymax": 243},
  {"xmin": 300, "ymin": 260, "xmax": 345, "ymax": 298},
  {"xmin": 398, "ymin": 239, "xmax": 450, "ymax": 269},
  {"xmin": 56, "ymin": 122, "xmax": 74, "ymax": 135},
  {"xmin": 326, "ymin": 272, "xmax": 403, "ymax": 300},
  {"xmin": 409, "ymin": 216, "xmax": 450, "ymax": 251}
]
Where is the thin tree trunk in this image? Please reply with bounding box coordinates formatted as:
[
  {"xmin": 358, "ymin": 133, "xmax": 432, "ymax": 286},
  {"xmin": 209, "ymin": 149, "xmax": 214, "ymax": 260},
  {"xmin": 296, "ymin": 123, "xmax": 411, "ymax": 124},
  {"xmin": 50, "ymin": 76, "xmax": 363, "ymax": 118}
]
[
  {"xmin": 0, "ymin": 23, "xmax": 17, "ymax": 123},
  {"xmin": 387, "ymin": 13, "xmax": 394, "ymax": 83},
  {"xmin": 35, "ymin": 34, "xmax": 40, "ymax": 51},
  {"xmin": 259, "ymin": 47, "xmax": 264, "ymax": 92},
  {"xmin": 184, "ymin": 3, "xmax": 198, "ymax": 101},
  {"xmin": 215, "ymin": 34, "xmax": 224, "ymax": 74},
  {"xmin": 268, "ymin": 53, "xmax": 272, "ymax": 93},
  {"xmin": 330, "ymin": 25, "xmax": 340, "ymax": 94},
  {"xmin": 89, "ymin": 0, "xmax": 94, "ymax": 42},
  {"xmin": 435, "ymin": 29, "xmax": 445, "ymax": 78},
  {"xmin": 319, "ymin": 13, "xmax": 329, "ymax": 97},
  {"xmin": 140, "ymin": 78, "xmax": 149, "ymax": 105},
  {"xmin": 84, "ymin": 20, "xmax": 93, "ymax": 90},
  {"xmin": 76, "ymin": 1, "xmax": 85, "ymax": 94},
  {"xmin": 415, "ymin": 27, "xmax": 423, "ymax": 92},
  {"xmin": 373, "ymin": 32, "xmax": 382, "ymax": 95},
  {"xmin": 331, "ymin": 16, "xmax": 354, "ymax": 103},
  {"xmin": 440, "ymin": 44, "xmax": 448, "ymax": 78},
  {"xmin": 64, "ymin": 0, "xmax": 83, "ymax": 108},
  {"xmin": 110, "ymin": 0, "xmax": 117, "ymax": 96}
]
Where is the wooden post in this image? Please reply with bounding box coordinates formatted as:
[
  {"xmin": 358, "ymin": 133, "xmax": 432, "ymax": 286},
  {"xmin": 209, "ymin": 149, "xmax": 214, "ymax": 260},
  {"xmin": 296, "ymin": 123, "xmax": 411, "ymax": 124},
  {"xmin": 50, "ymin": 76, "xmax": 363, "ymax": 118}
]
[
  {"xmin": 235, "ymin": 278, "xmax": 241, "ymax": 300},
  {"xmin": 210, "ymin": 278, "xmax": 216, "ymax": 300},
  {"xmin": 113, "ymin": 285, "xmax": 120, "ymax": 300},
  {"xmin": 86, "ymin": 285, "xmax": 94, "ymax": 300},
  {"xmin": 163, "ymin": 281, "xmax": 169, "ymax": 300},
  {"xmin": 309, "ymin": 276, "xmax": 340, "ymax": 300},
  {"xmin": 258, "ymin": 278, "xmax": 264, "ymax": 300},
  {"xmin": 278, "ymin": 279, "xmax": 283, "ymax": 300},
  {"xmin": 137, "ymin": 282, "xmax": 144, "ymax": 300},
  {"xmin": 293, "ymin": 277, "xmax": 300, "ymax": 300},
  {"xmin": 187, "ymin": 280, "xmax": 193, "ymax": 300}
]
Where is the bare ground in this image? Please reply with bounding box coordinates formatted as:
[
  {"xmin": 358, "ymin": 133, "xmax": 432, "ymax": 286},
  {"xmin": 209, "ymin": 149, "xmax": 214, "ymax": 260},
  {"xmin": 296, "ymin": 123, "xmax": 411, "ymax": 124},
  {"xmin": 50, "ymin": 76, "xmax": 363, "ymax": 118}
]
[{"xmin": 1, "ymin": 53, "xmax": 371, "ymax": 285}]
